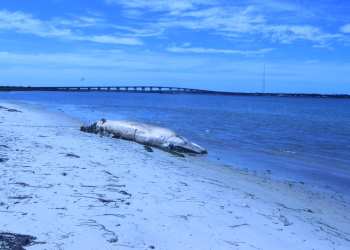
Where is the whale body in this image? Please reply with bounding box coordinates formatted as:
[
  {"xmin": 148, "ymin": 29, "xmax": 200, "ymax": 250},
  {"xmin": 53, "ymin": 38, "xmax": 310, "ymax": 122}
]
[{"xmin": 80, "ymin": 119, "xmax": 207, "ymax": 155}]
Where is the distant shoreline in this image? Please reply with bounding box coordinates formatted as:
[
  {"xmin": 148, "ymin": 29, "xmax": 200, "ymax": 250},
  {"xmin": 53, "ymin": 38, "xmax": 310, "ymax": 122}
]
[{"xmin": 1, "ymin": 86, "xmax": 350, "ymax": 98}]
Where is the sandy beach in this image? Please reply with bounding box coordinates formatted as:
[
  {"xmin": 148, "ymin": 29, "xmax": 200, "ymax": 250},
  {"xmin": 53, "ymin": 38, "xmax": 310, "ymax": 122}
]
[{"xmin": 0, "ymin": 102, "xmax": 350, "ymax": 250}]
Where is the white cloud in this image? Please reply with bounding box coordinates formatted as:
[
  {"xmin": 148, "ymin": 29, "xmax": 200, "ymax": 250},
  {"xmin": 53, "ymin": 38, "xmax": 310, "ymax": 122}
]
[
  {"xmin": 167, "ymin": 46, "xmax": 273, "ymax": 55},
  {"xmin": 160, "ymin": 6, "xmax": 339, "ymax": 45},
  {"xmin": 340, "ymin": 24, "xmax": 350, "ymax": 33},
  {"xmin": 0, "ymin": 50, "xmax": 206, "ymax": 70},
  {"xmin": 254, "ymin": 0, "xmax": 299, "ymax": 12},
  {"xmin": 52, "ymin": 15, "xmax": 105, "ymax": 28},
  {"xmin": 109, "ymin": 0, "xmax": 342, "ymax": 46},
  {"xmin": 110, "ymin": 25, "xmax": 165, "ymax": 38},
  {"xmin": 80, "ymin": 35, "xmax": 142, "ymax": 45},
  {"xmin": 0, "ymin": 10, "xmax": 72, "ymax": 37},
  {"xmin": 0, "ymin": 10, "xmax": 142, "ymax": 45},
  {"xmin": 107, "ymin": 0, "xmax": 216, "ymax": 14},
  {"xmin": 265, "ymin": 25, "xmax": 342, "ymax": 44},
  {"xmin": 162, "ymin": 6, "xmax": 265, "ymax": 33}
]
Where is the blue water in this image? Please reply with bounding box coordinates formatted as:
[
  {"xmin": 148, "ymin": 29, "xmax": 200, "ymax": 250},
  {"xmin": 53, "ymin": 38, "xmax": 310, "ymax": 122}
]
[{"xmin": 1, "ymin": 92, "xmax": 350, "ymax": 191}]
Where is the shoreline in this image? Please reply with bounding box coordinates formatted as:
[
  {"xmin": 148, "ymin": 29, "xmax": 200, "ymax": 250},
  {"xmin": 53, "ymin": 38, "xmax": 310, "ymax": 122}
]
[
  {"xmin": 1, "ymin": 102, "xmax": 350, "ymax": 249},
  {"xmin": 5, "ymin": 99, "xmax": 348, "ymax": 198},
  {"xmin": 6, "ymin": 98, "xmax": 350, "ymax": 198}
]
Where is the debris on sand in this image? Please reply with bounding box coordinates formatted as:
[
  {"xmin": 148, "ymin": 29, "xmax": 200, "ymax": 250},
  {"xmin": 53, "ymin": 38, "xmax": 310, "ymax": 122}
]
[
  {"xmin": 0, "ymin": 232, "xmax": 37, "ymax": 250},
  {"xmin": 8, "ymin": 195, "xmax": 32, "ymax": 200},
  {"xmin": 0, "ymin": 158, "xmax": 9, "ymax": 163},
  {"xmin": 65, "ymin": 153, "xmax": 80, "ymax": 158},
  {"xmin": 144, "ymin": 145, "xmax": 154, "ymax": 152},
  {"xmin": 279, "ymin": 215, "xmax": 293, "ymax": 226}
]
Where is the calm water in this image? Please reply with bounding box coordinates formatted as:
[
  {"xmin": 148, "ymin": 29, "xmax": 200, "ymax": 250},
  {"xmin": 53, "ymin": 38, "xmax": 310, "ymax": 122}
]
[{"xmin": 1, "ymin": 92, "xmax": 350, "ymax": 190}]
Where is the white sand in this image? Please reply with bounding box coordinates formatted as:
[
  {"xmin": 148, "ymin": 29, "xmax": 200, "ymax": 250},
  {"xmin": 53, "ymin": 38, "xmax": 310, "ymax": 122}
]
[{"xmin": 0, "ymin": 102, "xmax": 349, "ymax": 250}]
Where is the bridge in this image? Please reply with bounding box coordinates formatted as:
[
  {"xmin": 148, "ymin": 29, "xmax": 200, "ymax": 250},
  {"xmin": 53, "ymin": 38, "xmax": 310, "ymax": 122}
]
[
  {"xmin": 0, "ymin": 86, "xmax": 213, "ymax": 94},
  {"xmin": 0, "ymin": 85, "xmax": 349, "ymax": 98}
]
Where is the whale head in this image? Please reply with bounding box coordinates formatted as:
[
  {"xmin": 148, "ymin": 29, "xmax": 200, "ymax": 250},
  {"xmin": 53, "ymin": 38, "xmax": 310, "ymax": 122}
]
[{"xmin": 167, "ymin": 136, "xmax": 207, "ymax": 155}]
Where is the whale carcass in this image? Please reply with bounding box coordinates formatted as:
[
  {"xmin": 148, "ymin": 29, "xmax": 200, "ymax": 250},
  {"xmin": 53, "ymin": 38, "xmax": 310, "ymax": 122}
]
[{"xmin": 80, "ymin": 119, "xmax": 207, "ymax": 155}]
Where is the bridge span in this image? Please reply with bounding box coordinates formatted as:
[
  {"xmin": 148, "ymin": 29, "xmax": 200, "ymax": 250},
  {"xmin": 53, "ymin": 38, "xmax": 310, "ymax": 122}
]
[
  {"xmin": 1, "ymin": 86, "xmax": 349, "ymax": 98},
  {"xmin": 0, "ymin": 86, "xmax": 212, "ymax": 94}
]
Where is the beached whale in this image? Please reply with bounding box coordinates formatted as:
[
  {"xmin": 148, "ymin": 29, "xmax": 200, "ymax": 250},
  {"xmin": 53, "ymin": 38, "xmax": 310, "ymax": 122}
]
[{"xmin": 80, "ymin": 119, "xmax": 207, "ymax": 155}]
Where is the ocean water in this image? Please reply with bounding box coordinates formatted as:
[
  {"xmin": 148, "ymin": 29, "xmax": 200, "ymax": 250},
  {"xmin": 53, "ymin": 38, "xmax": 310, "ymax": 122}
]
[{"xmin": 1, "ymin": 91, "xmax": 350, "ymax": 190}]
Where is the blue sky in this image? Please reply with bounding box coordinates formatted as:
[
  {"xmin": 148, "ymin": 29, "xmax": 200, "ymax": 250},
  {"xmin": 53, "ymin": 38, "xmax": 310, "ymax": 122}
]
[{"xmin": 0, "ymin": 0, "xmax": 350, "ymax": 93}]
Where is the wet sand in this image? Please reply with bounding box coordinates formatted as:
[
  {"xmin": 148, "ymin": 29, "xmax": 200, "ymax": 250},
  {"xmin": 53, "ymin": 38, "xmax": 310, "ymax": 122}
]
[{"xmin": 0, "ymin": 102, "xmax": 349, "ymax": 250}]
